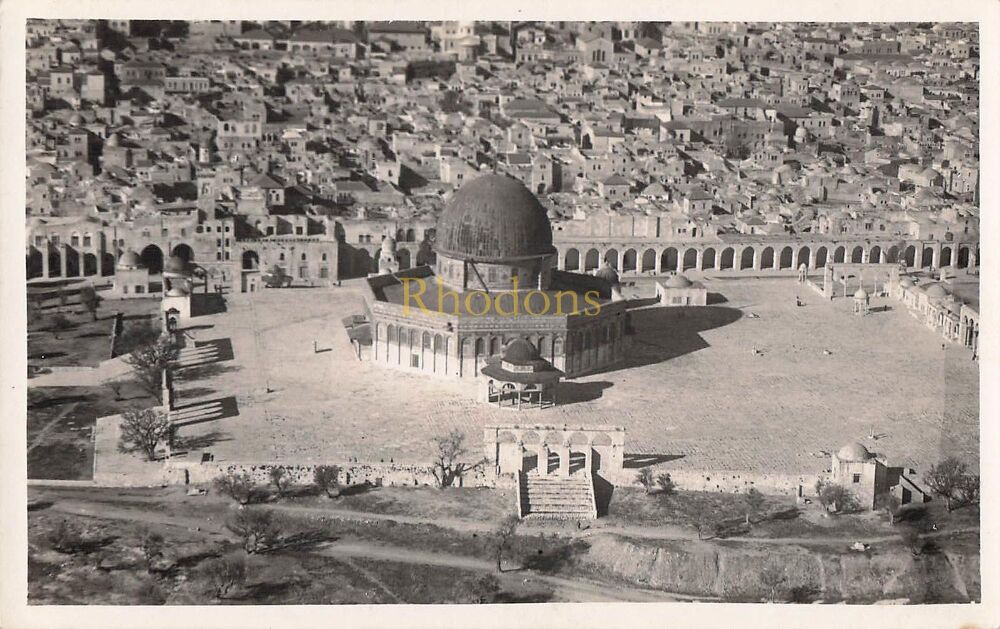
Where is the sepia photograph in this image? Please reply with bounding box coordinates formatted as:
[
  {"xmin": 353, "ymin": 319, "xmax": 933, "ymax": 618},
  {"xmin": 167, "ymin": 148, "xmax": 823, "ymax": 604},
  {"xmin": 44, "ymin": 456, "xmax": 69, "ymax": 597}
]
[{"xmin": 1, "ymin": 2, "xmax": 997, "ymax": 628}]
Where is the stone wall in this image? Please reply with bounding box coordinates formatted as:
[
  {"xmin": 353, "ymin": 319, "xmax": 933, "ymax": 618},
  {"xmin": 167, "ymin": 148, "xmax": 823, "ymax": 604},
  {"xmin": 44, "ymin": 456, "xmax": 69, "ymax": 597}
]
[{"xmin": 617, "ymin": 468, "xmax": 830, "ymax": 497}]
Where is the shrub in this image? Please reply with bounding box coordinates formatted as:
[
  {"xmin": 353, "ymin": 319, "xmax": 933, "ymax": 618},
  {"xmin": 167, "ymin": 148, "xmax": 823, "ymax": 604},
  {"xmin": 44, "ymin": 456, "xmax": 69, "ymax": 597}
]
[
  {"xmin": 200, "ymin": 553, "xmax": 248, "ymax": 598},
  {"xmin": 463, "ymin": 573, "xmax": 501, "ymax": 604},
  {"xmin": 227, "ymin": 508, "xmax": 282, "ymax": 554},
  {"xmin": 744, "ymin": 488, "xmax": 766, "ymax": 524},
  {"xmin": 815, "ymin": 480, "xmax": 859, "ymax": 514},
  {"xmin": 923, "ymin": 457, "xmax": 968, "ymax": 511},
  {"xmin": 269, "ymin": 467, "xmax": 292, "ymax": 497},
  {"xmin": 636, "ymin": 468, "xmax": 654, "ymax": 494},
  {"xmin": 139, "ymin": 530, "xmax": 165, "ymax": 572},
  {"xmin": 313, "ymin": 465, "xmax": 342, "ymax": 498},
  {"xmin": 215, "ymin": 471, "xmax": 255, "ymax": 505},
  {"xmin": 47, "ymin": 519, "xmax": 88, "ymax": 554},
  {"xmin": 117, "ymin": 407, "xmax": 171, "ymax": 461},
  {"xmin": 655, "ymin": 473, "xmax": 676, "ymax": 496}
]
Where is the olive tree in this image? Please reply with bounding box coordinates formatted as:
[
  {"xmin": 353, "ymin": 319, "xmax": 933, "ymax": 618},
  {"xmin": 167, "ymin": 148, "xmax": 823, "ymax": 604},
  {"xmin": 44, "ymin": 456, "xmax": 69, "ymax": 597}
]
[{"xmin": 117, "ymin": 407, "xmax": 171, "ymax": 461}]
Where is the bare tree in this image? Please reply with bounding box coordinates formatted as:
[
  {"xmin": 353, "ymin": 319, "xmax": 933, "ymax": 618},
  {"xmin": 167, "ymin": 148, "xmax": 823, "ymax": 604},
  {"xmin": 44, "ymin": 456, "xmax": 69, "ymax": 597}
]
[
  {"xmin": 139, "ymin": 529, "xmax": 165, "ymax": 573},
  {"xmin": 269, "ymin": 466, "xmax": 292, "ymax": 497},
  {"xmin": 431, "ymin": 429, "xmax": 481, "ymax": 488},
  {"xmin": 744, "ymin": 487, "xmax": 766, "ymax": 525},
  {"xmin": 957, "ymin": 473, "xmax": 979, "ymax": 507},
  {"xmin": 125, "ymin": 338, "xmax": 177, "ymax": 397},
  {"xmin": 759, "ymin": 564, "xmax": 787, "ymax": 602},
  {"xmin": 923, "ymin": 457, "xmax": 967, "ymax": 512},
  {"xmin": 200, "ymin": 553, "xmax": 247, "ymax": 599},
  {"xmin": 117, "ymin": 407, "xmax": 170, "ymax": 461},
  {"xmin": 636, "ymin": 467, "xmax": 654, "ymax": 494},
  {"xmin": 215, "ymin": 471, "xmax": 255, "ymax": 505},
  {"xmin": 227, "ymin": 508, "xmax": 282, "ymax": 554},
  {"xmin": 494, "ymin": 513, "xmax": 520, "ymax": 573},
  {"xmin": 313, "ymin": 465, "xmax": 342, "ymax": 498},
  {"xmin": 656, "ymin": 472, "xmax": 676, "ymax": 496}
]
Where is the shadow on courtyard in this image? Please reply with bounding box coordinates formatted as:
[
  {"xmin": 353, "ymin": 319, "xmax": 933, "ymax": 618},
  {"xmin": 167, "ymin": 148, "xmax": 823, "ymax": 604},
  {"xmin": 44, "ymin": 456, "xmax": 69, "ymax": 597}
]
[
  {"xmin": 556, "ymin": 380, "xmax": 613, "ymax": 405},
  {"xmin": 584, "ymin": 305, "xmax": 743, "ymax": 376},
  {"xmin": 191, "ymin": 293, "xmax": 227, "ymax": 317},
  {"xmin": 171, "ymin": 430, "xmax": 232, "ymax": 453},
  {"xmin": 622, "ymin": 453, "xmax": 686, "ymax": 469},
  {"xmin": 194, "ymin": 337, "xmax": 235, "ymax": 361},
  {"xmin": 170, "ymin": 395, "xmax": 240, "ymax": 427}
]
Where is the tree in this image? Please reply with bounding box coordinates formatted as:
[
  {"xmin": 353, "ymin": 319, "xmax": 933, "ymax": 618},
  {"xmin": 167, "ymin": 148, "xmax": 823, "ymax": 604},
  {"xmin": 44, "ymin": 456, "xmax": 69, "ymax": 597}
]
[
  {"xmin": 79, "ymin": 285, "xmax": 102, "ymax": 321},
  {"xmin": 656, "ymin": 472, "xmax": 676, "ymax": 496},
  {"xmin": 139, "ymin": 529, "xmax": 164, "ymax": 572},
  {"xmin": 744, "ymin": 488, "xmax": 766, "ymax": 525},
  {"xmin": 227, "ymin": 508, "xmax": 282, "ymax": 554},
  {"xmin": 215, "ymin": 471, "xmax": 255, "ymax": 505},
  {"xmin": 636, "ymin": 468, "xmax": 654, "ymax": 494},
  {"xmin": 125, "ymin": 337, "xmax": 177, "ymax": 397},
  {"xmin": 815, "ymin": 480, "xmax": 859, "ymax": 514},
  {"xmin": 51, "ymin": 313, "xmax": 73, "ymax": 339},
  {"xmin": 900, "ymin": 529, "xmax": 926, "ymax": 556},
  {"xmin": 876, "ymin": 493, "xmax": 901, "ymax": 525},
  {"xmin": 957, "ymin": 473, "xmax": 979, "ymax": 507},
  {"xmin": 923, "ymin": 457, "xmax": 967, "ymax": 512},
  {"xmin": 431, "ymin": 429, "xmax": 481, "ymax": 488},
  {"xmin": 116, "ymin": 320, "xmax": 160, "ymax": 355},
  {"xmin": 200, "ymin": 553, "xmax": 247, "ymax": 599},
  {"xmin": 494, "ymin": 513, "xmax": 520, "ymax": 573},
  {"xmin": 463, "ymin": 573, "xmax": 501, "ymax": 603},
  {"xmin": 117, "ymin": 407, "xmax": 170, "ymax": 461},
  {"xmin": 758, "ymin": 564, "xmax": 787, "ymax": 602},
  {"xmin": 47, "ymin": 519, "xmax": 88, "ymax": 554},
  {"xmin": 313, "ymin": 465, "xmax": 342, "ymax": 498},
  {"xmin": 269, "ymin": 466, "xmax": 292, "ymax": 497}
]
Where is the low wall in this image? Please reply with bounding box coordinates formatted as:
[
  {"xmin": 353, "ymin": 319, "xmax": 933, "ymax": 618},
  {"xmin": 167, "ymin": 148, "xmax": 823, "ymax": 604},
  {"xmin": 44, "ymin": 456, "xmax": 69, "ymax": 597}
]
[
  {"xmin": 804, "ymin": 277, "xmax": 827, "ymax": 299},
  {"xmin": 167, "ymin": 460, "xmax": 513, "ymax": 490},
  {"xmin": 619, "ymin": 468, "xmax": 829, "ymax": 497}
]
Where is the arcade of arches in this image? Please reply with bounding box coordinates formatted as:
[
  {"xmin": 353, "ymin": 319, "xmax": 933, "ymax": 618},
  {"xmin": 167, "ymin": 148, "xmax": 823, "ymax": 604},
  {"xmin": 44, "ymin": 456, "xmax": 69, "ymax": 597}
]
[{"xmin": 484, "ymin": 424, "xmax": 626, "ymax": 480}]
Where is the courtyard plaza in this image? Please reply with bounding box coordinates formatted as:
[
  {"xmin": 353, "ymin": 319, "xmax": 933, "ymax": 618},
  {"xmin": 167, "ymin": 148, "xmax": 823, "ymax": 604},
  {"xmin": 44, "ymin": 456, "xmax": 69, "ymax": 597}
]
[{"xmin": 156, "ymin": 275, "xmax": 979, "ymax": 476}]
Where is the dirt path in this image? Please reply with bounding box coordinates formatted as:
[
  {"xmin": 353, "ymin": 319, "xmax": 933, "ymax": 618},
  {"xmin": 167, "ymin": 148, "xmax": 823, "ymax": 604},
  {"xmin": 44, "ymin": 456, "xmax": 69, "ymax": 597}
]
[{"xmin": 27, "ymin": 402, "xmax": 81, "ymax": 454}]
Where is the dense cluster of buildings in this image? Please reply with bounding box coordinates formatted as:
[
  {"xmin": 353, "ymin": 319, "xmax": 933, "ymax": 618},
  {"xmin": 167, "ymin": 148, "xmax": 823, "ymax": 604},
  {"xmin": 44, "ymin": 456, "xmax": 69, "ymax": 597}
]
[{"xmin": 26, "ymin": 20, "xmax": 979, "ymax": 298}]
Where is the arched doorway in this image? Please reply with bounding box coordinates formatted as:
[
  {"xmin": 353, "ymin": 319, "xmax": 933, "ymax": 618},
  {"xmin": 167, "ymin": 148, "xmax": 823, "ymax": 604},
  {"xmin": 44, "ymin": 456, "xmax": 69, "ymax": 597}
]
[
  {"xmin": 65, "ymin": 248, "xmax": 81, "ymax": 277},
  {"xmin": 887, "ymin": 245, "xmax": 900, "ymax": 263},
  {"xmin": 815, "ymin": 246, "xmax": 828, "ymax": 268},
  {"xmin": 102, "ymin": 252, "xmax": 115, "ymax": 276},
  {"xmin": 904, "ymin": 245, "xmax": 916, "ymax": 267},
  {"xmin": 779, "ymin": 246, "xmax": 793, "ymax": 269},
  {"xmin": 242, "ymin": 250, "xmax": 260, "ymax": 271},
  {"xmin": 26, "ymin": 248, "xmax": 43, "ymax": 279},
  {"xmin": 83, "ymin": 253, "xmax": 98, "ymax": 276},
  {"xmin": 565, "ymin": 248, "xmax": 580, "ymax": 271},
  {"xmin": 740, "ymin": 247, "xmax": 754, "ymax": 270},
  {"xmin": 851, "ymin": 246, "xmax": 863, "ymax": 263},
  {"xmin": 641, "ymin": 248, "xmax": 656, "ymax": 272},
  {"xmin": 604, "ymin": 248, "xmax": 619, "ymax": 270},
  {"xmin": 720, "ymin": 247, "xmax": 735, "ymax": 270},
  {"xmin": 796, "ymin": 246, "xmax": 810, "ymax": 269},
  {"xmin": 622, "ymin": 249, "xmax": 637, "ymax": 273},
  {"xmin": 833, "ymin": 246, "xmax": 846, "ymax": 264},
  {"xmin": 397, "ymin": 248, "xmax": 411, "ymax": 270},
  {"xmin": 48, "ymin": 250, "xmax": 62, "ymax": 277},
  {"xmin": 941, "ymin": 246, "xmax": 952, "ymax": 267},
  {"xmin": 682, "ymin": 248, "xmax": 697, "ymax": 271},
  {"xmin": 172, "ymin": 243, "xmax": 194, "ymax": 264},
  {"xmin": 661, "ymin": 247, "xmax": 678, "ymax": 272},
  {"xmin": 921, "ymin": 247, "xmax": 934, "ymax": 268},
  {"xmin": 140, "ymin": 244, "xmax": 164, "ymax": 275},
  {"xmin": 869, "ymin": 245, "xmax": 881, "ymax": 264},
  {"xmin": 761, "ymin": 247, "xmax": 775, "ymax": 269},
  {"xmin": 702, "ymin": 247, "xmax": 716, "ymax": 270},
  {"xmin": 957, "ymin": 246, "xmax": 970, "ymax": 268},
  {"xmin": 584, "ymin": 248, "xmax": 600, "ymax": 271}
]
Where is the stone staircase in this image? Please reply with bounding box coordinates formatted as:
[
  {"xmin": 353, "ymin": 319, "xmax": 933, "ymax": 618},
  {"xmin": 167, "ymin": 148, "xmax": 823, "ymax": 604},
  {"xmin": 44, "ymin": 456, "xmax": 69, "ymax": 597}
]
[{"xmin": 518, "ymin": 472, "xmax": 598, "ymax": 520}]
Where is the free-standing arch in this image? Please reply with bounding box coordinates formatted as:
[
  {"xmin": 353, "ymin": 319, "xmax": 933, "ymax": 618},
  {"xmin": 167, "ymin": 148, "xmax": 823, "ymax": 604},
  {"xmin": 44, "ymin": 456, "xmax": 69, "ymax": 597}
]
[
  {"xmin": 815, "ymin": 246, "xmax": 828, "ymax": 268},
  {"xmin": 565, "ymin": 248, "xmax": 580, "ymax": 271},
  {"xmin": 851, "ymin": 246, "xmax": 863, "ymax": 263},
  {"xmin": 682, "ymin": 248, "xmax": 697, "ymax": 271},
  {"xmin": 761, "ymin": 246, "xmax": 775, "ymax": 269},
  {"xmin": 661, "ymin": 247, "xmax": 678, "ymax": 272},
  {"xmin": 584, "ymin": 248, "xmax": 600, "ymax": 271},
  {"xmin": 833, "ymin": 246, "xmax": 846, "ymax": 264},
  {"xmin": 172, "ymin": 243, "xmax": 194, "ymax": 264},
  {"xmin": 740, "ymin": 246, "xmax": 754, "ymax": 270},
  {"xmin": 604, "ymin": 248, "xmax": 620, "ymax": 270},
  {"xmin": 140, "ymin": 244, "xmax": 164, "ymax": 275},
  {"xmin": 779, "ymin": 246, "xmax": 794, "ymax": 269},
  {"xmin": 702, "ymin": 247, "xmax": 716, "ymax": 270},
  {"xmin": 796, "ymin": 246, "xmax": 810, "ymax": 269},
  {"xmin": 622, "ymin": 249, "xmax": 637, "ymax": 273},
  {"xmin": 242, "ymin": 250, "xmax": 260, "ymax": 271},
  {"xmin": 720, "ymin": 247, "xmax": 735, "ymax": 270},
  {"xmin": 641, "ymin": 248, "xmax": 656, "ymax": 272}
]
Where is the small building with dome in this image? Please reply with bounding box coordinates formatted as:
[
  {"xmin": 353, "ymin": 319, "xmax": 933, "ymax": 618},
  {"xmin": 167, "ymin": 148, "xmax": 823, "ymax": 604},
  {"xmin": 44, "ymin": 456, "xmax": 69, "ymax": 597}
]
[
  {"xmin": 852, "ymin": 287, "xmax": 870, "ymax": 315},
  {"xmin": 655, "ymin": 272, "xmax": 707, "ymax": 307},
  {"xmin": 830, "ymin": 441, "xmax": 931, "ymax": 510},
  {"xmin": 112, "ymin": 249, "xmax": 151, "ymax": 298},
  {"xmin": 360, "ymin": 174, "xmax": 629, "ymax": 384},
  {"xmin": 479, "ymin": 338, "xmax": 563, "ymax": 409}
]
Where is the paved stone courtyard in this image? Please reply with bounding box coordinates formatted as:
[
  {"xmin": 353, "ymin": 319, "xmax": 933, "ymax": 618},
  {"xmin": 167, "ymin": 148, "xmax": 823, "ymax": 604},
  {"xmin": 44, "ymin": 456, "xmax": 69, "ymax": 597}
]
[{"xmin": 167, "ymin": 276, "xmax": 979, "ymax": 476}]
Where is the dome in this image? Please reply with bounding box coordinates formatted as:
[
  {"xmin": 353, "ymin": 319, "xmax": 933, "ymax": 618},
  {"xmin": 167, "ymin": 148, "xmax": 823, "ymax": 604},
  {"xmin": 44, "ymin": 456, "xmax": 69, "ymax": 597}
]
[
  {"xmin": 117, "ymin": 250, "xmax": 142, "ymax": 269},
  {"xmin": 664, "ymin": 273, "xmax": 693, "ymax": 288},
  {"xmin": 164, "ymin": 255, "xmax": 188, "ymax": 275},
  {"xmin": 922, "ymin": 282, "xmax": 949, "ymax": 299},
  {"xmin": 436, "ymin": 174, "xmax": 556, "ymax": 262},
  {"xmin": 502, "ymin": 338, "xmax": 541, "ymax": 366},
  {"xmin": 854, "ymin": 287, "xmax": 868, "ymax": 299},
  {"xmin": 165, "ymin": 285, "xmax": 189, "ymax": 297},
  {"xmin": 837, "ymin": 442, "xmax": 872, "ymax": 462},
  {"xmin": 593, "ymin": 262, "xmax": 620, "ymax": 285}
]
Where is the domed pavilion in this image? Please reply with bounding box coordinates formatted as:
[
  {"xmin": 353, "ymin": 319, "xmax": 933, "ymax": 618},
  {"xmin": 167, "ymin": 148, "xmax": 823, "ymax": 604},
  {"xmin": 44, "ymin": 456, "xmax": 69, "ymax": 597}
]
[{"xmin": 361, "ymin": 174, "xmax": 629, "ymax": 383}]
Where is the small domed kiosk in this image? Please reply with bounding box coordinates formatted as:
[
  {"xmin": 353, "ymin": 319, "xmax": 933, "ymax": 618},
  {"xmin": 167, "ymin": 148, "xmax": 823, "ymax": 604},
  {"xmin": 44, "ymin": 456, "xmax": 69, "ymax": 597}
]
[
  {"xmin": 853, "ymin": 287, "xmax": 870, "ymax": 315},
  {"xmin": 656, "ymin": 273, "xmax": 707, "ymax": 307},
  {"xmin": 479, "ymin": 339, "xmax": 563, "ymax": 409},
  {"xmin": 113, "ymin": 250, "xmax": 151, "ymax": 298}
]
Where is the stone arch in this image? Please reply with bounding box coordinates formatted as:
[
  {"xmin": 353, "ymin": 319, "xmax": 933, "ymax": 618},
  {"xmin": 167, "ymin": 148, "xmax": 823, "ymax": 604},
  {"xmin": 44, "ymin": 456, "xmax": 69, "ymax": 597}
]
[
  {"xmin": 567, "ymin": 432, "xmax": 590, "ymax": 446},
  {"xmin": 682, "ymin": 248, "xmax": 697, "ymax": 271},
  {"xmin": 622, "ymin": 248, "xmax": 637, "ymax": 272},
  {"xmin": 242, "ymin": 250, "xmax": 260, "ymax": 271},
  {"xmin": 140, "ymin": 244, "xmax": 164, "ymax": 274},
  {"xmin": 591, "ymin": 433, "xmax": 612, "ymax": 446},
  {"xmin": 941, "ymin": 246, "xmax": 952, "ymax": 267},
  {"xmin": 565, "ymin": 248, "xmax": 581, "ymax": 271},
  {"xmin": 779, "ymin": 246, "xmax": 794, "ymax": 269},
  {"xmin": 957, "ymin": 246, "xmax": 970, "ymax": 268},
  {"xmin": 740, "ymin": 246, "xmax": 754, "ymax": 270},
  {"xmin": 720, "ymin": 247, "xmax": 735, "ymax": 270},
  {"xmin": 604, "ymin": 248, "xmax": 619, "ymax": 270},
  {"xmin": 584, "ymin": 248, "xmax": 600, "ymax": 271},
  {"xmin": 702, "ymin": 247, "xmax": 716, "ymax": 270},
  {"xmin": 796, "ymin": 246, "xmax": 810, "ymax": 269},
  {"xmin": 869, "ymin": 245, "xmax": 881, "ymax": 264},
  {"xmin": 921, "ymin": 246, "xmax": 934, "ymax": 268},
  {"xmin": 641, "ymin": 248, "xmax": 656, "ymax": 272},
  {"xmin": 521, "ymin": 430, "xmax": 540, "ymax": 445},
  {"xmin": 497, "ymin": 430, "xmax": 517, "ymax": 444},
  {"xmin": 761, "ymin": 246, "xmax": 775, "ymax": 269},
  {"xmin": 815, "ymin": 246, "xmax": 828, "ymax": 268},
  {"xmin": 172, "ymin": 243, "xmax": 194, "ymax": 264},
  {"xmin": 83, "ymin": 252, "xmax": 98, "ymax": 276},
  {"xmin": 850, "ymin": 245, "xmax": 863, "ymax": 263},
  {"xmin": 833, "ymin": 245, "xmax": 846, "ymax": 263},
  {"xmin": 661, "ymin": 247, "xmax": 678, "ymax": 272},
  {"xmin": 887, "ymin": 245, "xmax": 900, "ymax": 263},
  {"xmin": 904, "ymin": 245, "xmax": 916, "ymax": 267},
  {"xmin": 397, "ymin": 248, "xmax": 411, "ymax": 269}
]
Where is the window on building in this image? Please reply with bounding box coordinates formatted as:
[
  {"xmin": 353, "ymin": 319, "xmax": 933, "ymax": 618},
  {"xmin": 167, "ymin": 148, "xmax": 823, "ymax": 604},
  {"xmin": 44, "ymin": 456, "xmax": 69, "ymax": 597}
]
[
  {"xmin": 301, "ymin": 253, "xmax": 307, "ymax": 261},
  {"xmin": 319, "ymin": 267, "xmax": 328, "ymax": 278},
  {"xmin": 225, "ymin": 225, "xmax": 230, "ymax": 232},
  {"xmin": 34, "ymin": 236, "xmax": 44, "ymax": 246},
  {"xmin": 852, "ymin": 473, "xmax": 861, "ymax": 484},
  {"xmin": 279, "ymin": 253, "xmax": 285, "ymax": 261},
  {"xmin": 410, "ymin": 354, "xmax": 420, "ymax": 368},
  {"xmin": 217, "ymin": 239, "xmax": 222, "ymax": 247},
  {"xmin": 135, "ymin": 285, "xmax": 144, "ymax": 294},
  {"xmin": 216, "ymin": 252, "xmax": 222, "ymax": 260},
  {"xmin": 162, "ymin": 229, "xmax": 169, "ymax": 237},
  {"xmin": 224, "ymin": 251, "xmax": 230, "ymax": 260},
  {"xmin": 321, "ymin": 253, "xmax": 328, "ymax": 261}
]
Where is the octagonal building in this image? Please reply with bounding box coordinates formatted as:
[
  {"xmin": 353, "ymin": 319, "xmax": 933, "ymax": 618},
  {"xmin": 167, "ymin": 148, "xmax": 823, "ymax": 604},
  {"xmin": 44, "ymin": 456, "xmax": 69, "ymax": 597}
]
[{"xmin": 361, "ymin": 174, "xmax": 629, "ymax": 380}]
